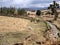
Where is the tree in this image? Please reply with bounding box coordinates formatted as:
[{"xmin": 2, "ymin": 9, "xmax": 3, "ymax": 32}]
[
  {"xmin": 0, "ymin": 7, "xmax": 3, "ymax": 15},
  {"xmin": 17, "ymin": 9, "xmax": 26, "ymax": 15},
  {"xmin": 0, "ymin": 7, "xmax": 8, "ymax": 15},
  {"xmin": 0, "ymin": 7, "xmax": 15, "ymax": 16},
  {"xmin": 8, "ymin": 7, "xmax": 15, "ymax": 15},
  {"xmin": 48, "ymin": 1, "xmax": 59, "ymax": 20},
  {"xmin": 36, "ymin": 10, "xmax": 41, "ymax": 16}
]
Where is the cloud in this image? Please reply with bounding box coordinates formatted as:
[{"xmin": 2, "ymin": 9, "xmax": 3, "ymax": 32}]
[
  {"xmin": 0, "ymin": 0, "xmax": 12, "ymax": 2},
  {"xmin": 57, "ymin": 1, "xmax": 60, "ymax": 5},
  {"xmin": 12, "ymin": 0, "xmax": 33, "ymax": 8},
  {"xmin": 0, "ymin": 0, "xmax": 60, "ymax": 8}
]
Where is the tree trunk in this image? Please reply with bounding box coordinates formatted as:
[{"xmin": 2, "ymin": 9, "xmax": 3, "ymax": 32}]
[
  {"xmin": 54, "ymin": 14, "xmax": 58, "ymax": 20},
  {"xmin": 54, "ymin": 9, "xmax": 58, "ymax": 20}
]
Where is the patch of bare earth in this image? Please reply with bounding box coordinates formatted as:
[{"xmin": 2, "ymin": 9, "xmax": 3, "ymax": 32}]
[
  {"xmin": 0, "ymin": 16, "xmax": 30, "ymax": 32},
  {"xmin": 41, "ymin": 15, "xmax": 54, "ymax": 21}
]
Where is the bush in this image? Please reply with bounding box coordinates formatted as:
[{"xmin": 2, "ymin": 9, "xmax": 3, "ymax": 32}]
[
  {"xmin": 17, "ymin": 9, "xmax": 26, "ymax": 15},
  {"xmin": 30, "ymin": 17, "xmax": 40, "ymax": 23},
  {"xmin": 36, "ymin": 10, "xmax": 41, "ymax": 16},
  {"xmin": 0, "ymin": 7, "xmax": 15, "ymax": 16}
]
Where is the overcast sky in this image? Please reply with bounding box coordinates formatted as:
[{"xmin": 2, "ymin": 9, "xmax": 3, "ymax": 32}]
[{"xmin": 0, "ymin": 0, "xmax": 60, "ymax": 8}]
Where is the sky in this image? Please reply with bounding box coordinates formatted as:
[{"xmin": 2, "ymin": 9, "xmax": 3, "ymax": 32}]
[{"xmin": 0, "ymin": 0, "xmax": 60, "ymax": 8}]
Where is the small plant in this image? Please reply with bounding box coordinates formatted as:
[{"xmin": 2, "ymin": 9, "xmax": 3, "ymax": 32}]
[{"xmin": 30, "ymin": 18, "xmax": 36, "ymax": 22}]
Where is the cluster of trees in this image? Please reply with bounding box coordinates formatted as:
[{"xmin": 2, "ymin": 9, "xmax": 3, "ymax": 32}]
[
  {"xmin": 0, "ymin": 7, "xmax": 15, "ymax": 16},
  {"xmin": 17, "ymin": 9, "xmax": 26, "ymax": 15},
  {"xmin": 0, "ymin": 7, "xmax": 41, "ymax": 16},
  {"xmin": 48, "ymin": 1, "xmax": 59, "ymax": 20},
  {"xmin": 0, "ymin": 7, "xmax": 26, "ymax": 16},
  {"xmin": 0, "ymin": 1, "xmax": 59, "ymax": 20},
  {"xmin": 36, "ymin": 1, "xmax": 59, "ymax": 21}
]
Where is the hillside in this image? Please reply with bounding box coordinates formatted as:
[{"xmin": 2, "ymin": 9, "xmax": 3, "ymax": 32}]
[
  {"xmin": 0, "ymin": 16, "xmax": 49, "ymax": 45},
  {"xmin": 0, "ymin": 16, "xmax": 30, "ymax": 32}
]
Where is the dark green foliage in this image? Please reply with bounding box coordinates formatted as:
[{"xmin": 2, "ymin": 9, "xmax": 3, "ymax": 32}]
[
  {"xmin": 36, "ymin": 10, "xmax": 41, "ymax": 16},
  {"xmin": 17, "ymin": 9, "xmax": 26, "ymax": 15},
  {"xmin": 0, "ymin": 7, "xmax": 27, "ymax": 17},
  {"xmin": 8, "ymin": 7, "xmax": 15, "ymax": 15},
  {"xmin": 0, "ymin": 7, "xmax": 15, "ymax": 16},
  {"xmin": 0, "ymin": 7, "xmax": 8, "ymax": 15},
  {"xmin": 48, "ymin": 1, "xmax": 59, "ymax": 20}
]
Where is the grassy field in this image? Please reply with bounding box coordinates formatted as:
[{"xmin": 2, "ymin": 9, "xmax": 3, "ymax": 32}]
[
  {"xmin": 0, "ymin": 16, "xmax": 49, "ymax": 45},
  {"xmin": 0, "ymin": 16, "xmax": 30, "ymax": 32},
  {"xmin": 52, "ymin": 14, "xmax": 60, "ymax": 30},
  {"xmin": 53, "ymin": 21, "xmax": 60, "ymax": 29}
]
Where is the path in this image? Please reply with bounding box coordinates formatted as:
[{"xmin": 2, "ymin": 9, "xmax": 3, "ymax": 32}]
[{"xmin": 47, "ymin": 21, "xmax": 59, "ymax": 38}]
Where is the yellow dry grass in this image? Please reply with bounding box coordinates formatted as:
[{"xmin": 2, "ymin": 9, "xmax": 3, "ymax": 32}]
[
  {"xmin": 0, "ymin": 16, "xmax": 30, "ymax": 32},
  {"xmin": 53, "ymin": 14, "xmax": 60, "ymax": 28},
  {"xmin": 41, "ymin": 15, "xmax": 54, "ymax": 21},
  {"xmin": 53, "ymin": 20, "xmax": 60, "ymax": 30},
  {"xmin": 0, "ymin": 16, "xmax": 49, "ymax": 45}
]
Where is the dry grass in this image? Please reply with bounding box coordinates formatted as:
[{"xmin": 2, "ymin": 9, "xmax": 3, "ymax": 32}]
[
  {"xmin": 53, "ymin": 20, "xmax": 60, "ymax": 41},
  {"xmin": 53, "ymin": 14, "xmax": 60, "ymax": 29},
  {"xmin": 0, "ymin": 16, "xmax": 30, "ymax": 32},
  {"xmin": 53, "ymin": 21, "xmax": 60, "ymax": 29},
  {"xmin": 0, "ymin": 16, "xmax": 49, "ymax": 45},
  {"xmin": 41, "ymin": 15, "xmax": 54, "ymax": 21}
]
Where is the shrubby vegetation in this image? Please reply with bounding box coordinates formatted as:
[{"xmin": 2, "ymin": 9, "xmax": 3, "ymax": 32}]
[
  {"xmin": 17, "ymin": 9, "xmax": 26, "ymax": 15},
  {"xmin": 0, "ymin": 7, "xmax": 26, "ymax": 17},
  {"xmin": 0, "ymin": 7, "xmax": 15, "ymax": 16},
  {"xmin": 48, "ymin": 1, "xmax": 59, "ymax": 20},
  {"xmin": 36, "ymin": 10, "xmax": 41, "ymax": 16}
]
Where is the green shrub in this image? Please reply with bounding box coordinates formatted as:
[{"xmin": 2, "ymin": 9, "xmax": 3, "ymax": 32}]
[
  {"xmin": 36, "ymin": 10, "xmax": 41, "ymax": 16},
  {"xmin": 17, "ymin": 9, "xmax": 26, "ymax": 15},
  {"xmin": 48, "ymin": 1, "xmax": 59, "ymax": 20}
]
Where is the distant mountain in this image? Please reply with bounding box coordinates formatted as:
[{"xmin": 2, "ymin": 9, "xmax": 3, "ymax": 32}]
[{"xmin": 22, "ymin": 7, "xmax": 48, "ymax": 11}]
